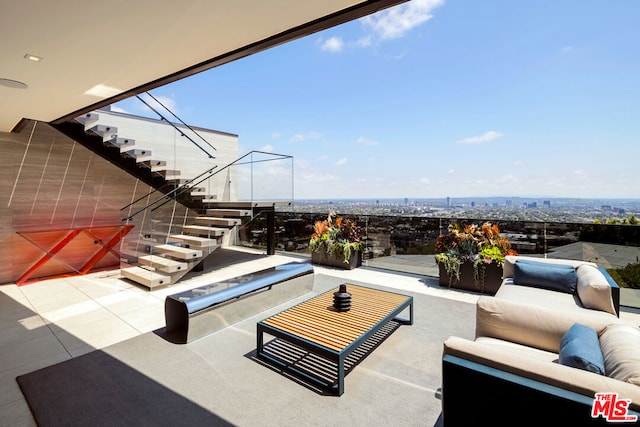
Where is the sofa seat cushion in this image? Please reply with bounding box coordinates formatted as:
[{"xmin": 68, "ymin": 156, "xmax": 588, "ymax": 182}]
[
  {"xmin": 497, "ymin": 280, "xmax": 583, "ymax": 313},
  {"xmin": 600, "ymin": 323, "xmax": 640, "ymax": 385},
  {"xmin": 443, "ymin": 336, "xmax": 640, "ymax": 411},
  {"xmin": 475, "ymin": 336, "xmax": 558, "ymax": 363},
  {"xmin": 559, "ymin": 323, "xmax": 605, "ymax": 375},
  {"xmin": 513, "ymin": 259, "xmax": 577, "ymax": 293}
]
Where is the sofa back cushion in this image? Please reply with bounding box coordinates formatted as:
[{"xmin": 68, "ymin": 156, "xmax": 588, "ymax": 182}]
[
  {"xmin": 600, "ymin": 323, "xmax": 640, "ymax": 386},
  {"xmin": 513, "ymin": 259, "xmax": 577, "ymax": 294},
  {"xmin": 576, "ymin": 264, "xmax": 617, "ymax": 315},
  {"xmin": 476, "ymin": 296, "xmax": 620, "ymax": 353},
  {"xmin": 558, "ymin": 323, "xmax": 605, "ymax": 375},
  {"xmin": 503, "ymin": 255, "xmax": 595, "ymax": 279}
]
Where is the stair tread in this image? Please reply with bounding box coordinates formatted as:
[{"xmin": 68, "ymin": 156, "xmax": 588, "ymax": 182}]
[
  {"xmin": 200, "ymin": 201, "xmax": 292, "ymax": 208},
  {"xmin": 138, "ymin": 255, "xmax": 187, "ymax": 267},
  {"xmin": 138, "ymin": 255, "xmax": 188, "ymax": 273},
  {"xmin": 168, "ymin": 235, "xmax": 220, "ymax": 250},
  {"xmin": 205, "ymin": 209, "xmax": 251, "ymax": 217},
  {"xmin": 195, "ymin": 217, "xmax": 241, "ymax": 226},
  {"xmin": 154, "ymin": 244, "xmax": 203, "ymax": 259},
  {"xmin": 121, "ymin": 266, "xmax": 170, "ymax": 288},
  {"xmin": 169, "ymin": 234, "xmax": 217, "ymax": 242},
  {"xmin": 181, "ymin": 225, "xmax": 226, "ymax": 236}
]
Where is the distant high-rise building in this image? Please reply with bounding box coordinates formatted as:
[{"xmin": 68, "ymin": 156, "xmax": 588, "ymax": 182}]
[
  {"xmin": 543, "ymin": 200, "xmax": 551, "ymax": 208},
  {"xmin": 446, "ymin": 196, "xmax": 451, "ymax": 207},
  {"xmin": 506, "ymin": 200, "xmax": 513, "ymax": 207},
  {"xmin": 404, "ymin": 198, "xmax": 408, "ymax": 205},
  {"xmin": 471, "ymin": 201, "xmax": 475, "ymax": 207}
]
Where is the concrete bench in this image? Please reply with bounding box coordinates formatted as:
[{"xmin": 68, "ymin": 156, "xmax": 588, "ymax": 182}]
[{"xmin": 164, "ymin": 262, "xmax": 314, "ymax": 343}]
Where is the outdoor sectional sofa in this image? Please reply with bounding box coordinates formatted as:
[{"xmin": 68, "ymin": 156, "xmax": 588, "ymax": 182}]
[{"xmin": 441, "ymin": 256, "xmax": 640, "ymax": 425}]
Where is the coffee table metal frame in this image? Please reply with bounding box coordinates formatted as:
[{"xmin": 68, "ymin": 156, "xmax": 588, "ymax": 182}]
[{"xmin": 256, "ymin": 284, "xmax": 413, "ymax": 395}]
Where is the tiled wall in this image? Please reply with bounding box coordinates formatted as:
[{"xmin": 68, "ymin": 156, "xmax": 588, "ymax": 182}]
[{"xmin": 0, "ymin": 121, "xmax": 155, "ymax": 284}]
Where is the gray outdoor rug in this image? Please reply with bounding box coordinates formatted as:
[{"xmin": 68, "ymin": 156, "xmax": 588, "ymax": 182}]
[{"xmin": 17, "ymin": 274, "xmax": 476, "ymax": 427}]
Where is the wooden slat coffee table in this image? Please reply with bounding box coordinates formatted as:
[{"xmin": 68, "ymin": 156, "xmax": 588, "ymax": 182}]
[{"xmin": 256, "ymin": 283, "xmax": 413, "ymax": 395}]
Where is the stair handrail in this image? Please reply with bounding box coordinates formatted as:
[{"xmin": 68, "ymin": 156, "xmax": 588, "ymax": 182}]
[
  {"xmin": 121, "ymin": 150, "xmax": 293, "ymax": 221},
  {"xmin": 143, "ymin": 92, "xmax": 218, "ymax": 155},
  {"xmin": 135, "ymin": 93, "xmax": 217, "ymax": 159},
  {"xmin": 121, "ymin": 165, "xmax": 218, "ymax": 220}
]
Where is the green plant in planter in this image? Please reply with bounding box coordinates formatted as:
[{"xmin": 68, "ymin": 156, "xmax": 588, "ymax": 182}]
[
  {"xmin": 435, "ymin": 249, "xmax": 462, "ymax": 283},
  {"xmin": 309, "ymin": 212, "xmax": 364, "ymax": 264},
  {"xmin": 435, "ymin": 222, "xmax": 517, "ymax": 290}
]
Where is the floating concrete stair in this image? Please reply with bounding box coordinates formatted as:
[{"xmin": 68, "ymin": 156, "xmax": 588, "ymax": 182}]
[
  {"xmin": 181, "ymin": 225, "xmax": 226, "ymax": 236},
  {"xmin": 123, "ymin": 149, "xmax": 152, "ymax": 160},
  {"xmin": 165, "ymin": 178, "xmax": 191, "ymax": 186},
  {"xmin": 76, "ymin": 112, "xmax": 99, "ymax": 129},
  {"xmin": 154, "ymin": 244, "xmax": 203, "ymax": 260},
  {"xmin": 90, "ymin": 124, "xmax": 118, "ymax": 141},
  {"xmin": 153, "ymin": 169, "xmax": 181, "ymax": 179},
  {"xmin": 138, "ymin": 255, "xmax": 188, "ymax": 273},
  {"xmin": 200, "ymin": 198, "xmax": 221, "ymax": 204},
  {"xmin": 195, "ymin": 216, "xmax": 241, "ymax": 227},
  {"xmin": 121, "ymin": 266, "xmax": 170, "ymax": 289},
  {"xmin": 206, "ymin": 209, "xmax": 251, "ymax": 217},
  {"xmin": 106, "ymin": 137, "xmax": 135, "ymax": 151},
  {"xmin": 168, "ymin": 234, "xmax": 219, "ymax": 249},
  {"xmin": 190, "ymin": 189, "xmax": 208, "ymax": 198},
  {"xmin": 141, "ymin": 159, "xmax": 167, "ymax": 170}
]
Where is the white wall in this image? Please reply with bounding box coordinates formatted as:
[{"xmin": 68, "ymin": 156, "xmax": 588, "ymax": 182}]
[{"xmin": 91, "ymin": 109, "xmax": 239, "ymax": 200}]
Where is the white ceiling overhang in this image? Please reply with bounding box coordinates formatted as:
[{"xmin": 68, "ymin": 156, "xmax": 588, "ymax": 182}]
[{"xmin": 0, "ymin": 0, "xmax": 406, "ymax": 132}]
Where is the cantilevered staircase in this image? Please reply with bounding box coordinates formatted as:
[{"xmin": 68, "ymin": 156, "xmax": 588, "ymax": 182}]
[{"xmin": 69, "ymin": 106, "xmax": 293, "ymax": 290}]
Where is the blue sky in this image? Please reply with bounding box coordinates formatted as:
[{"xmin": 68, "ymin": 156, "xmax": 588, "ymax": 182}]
[{"xmin": 113, "ymin": 0, "xmax": 640, "ymax": 200}]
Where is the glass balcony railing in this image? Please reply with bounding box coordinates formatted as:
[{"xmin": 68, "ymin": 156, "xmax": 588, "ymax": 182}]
[
  {"xmin": 237, "ymin": 211, "xmax": 640, "ymax": 308},
  {"xmin": 118, "ymin": 151, "xmax": 294, "ymax": 288}
]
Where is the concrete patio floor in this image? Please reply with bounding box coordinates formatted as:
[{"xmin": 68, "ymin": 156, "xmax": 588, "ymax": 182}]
[{"xmin": 2, "ymin": 247, "xmax": 640, "ymax": 426}]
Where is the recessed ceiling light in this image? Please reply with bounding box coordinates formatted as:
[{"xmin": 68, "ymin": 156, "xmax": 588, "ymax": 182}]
[
  {"xmin": 0, "ymin": 78, "xmax": 28, "ymax": 89},
  {"xmin": 24, "ymin": 53, "xmax": 43, "ymax": 62},
  {"xmin": 85, "ymin": 84, "xmax": 122, "ymax": 97}
]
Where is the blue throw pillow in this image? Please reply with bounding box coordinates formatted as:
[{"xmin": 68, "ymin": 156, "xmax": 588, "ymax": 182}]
[
  {"xmin": 513, "ymin": 259, "xmax": 577, "ymax": 294},
  {"xmin": 559, "ymin": 323, "xmax": 605, "ymax": 375}
]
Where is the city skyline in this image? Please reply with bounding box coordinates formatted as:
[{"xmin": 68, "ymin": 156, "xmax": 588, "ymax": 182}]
[{"xmin": 112, "ymin": 0, "xmax": 640, "ymax": 200}]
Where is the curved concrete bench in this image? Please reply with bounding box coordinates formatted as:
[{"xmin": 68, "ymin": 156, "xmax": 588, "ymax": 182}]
[{"xmin": 164, "ymin": 262, "xmax": 314, "ymax": 343}]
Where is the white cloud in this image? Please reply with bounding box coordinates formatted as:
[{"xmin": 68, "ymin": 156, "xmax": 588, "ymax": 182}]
[
  {"xmin": 448, "ymin": 169, "xmax": 455, "ymax": 174},
  {"xmin": 336, "ymin": 158, "xmax": 348, "ymax": 166},
  {"xmin": 138, "ymin": 93, "xmax": 179, "ymax": 115},
  {"xmin": 420, "ymin": 178, "xmax": 431, "ymax": 184},
  {"xmin": 561, "ymin": 45, "xmax": 574, "ymax": 54},
  {"xmin": 260, "ymin": 144, "xmax": 274, "ymax": 152},
  {"xmin": 574, "ymin": 169, "xmax": 589, "ymax": 180},
  {"xmin": 355, "ymin": 136, "xmax": 379, "ymax": 146},
  {"xmin": 457, "ymin": 131, "xmax": 504, "ymax": 144},
  {"xmin": 499, "ymin": 174, "xmax": 519, "ymax": 183},
  {"xmin": 301, "ymin": 172, "xmax": 340, "ymax": 183},
  {"xmin": 361, "ymin": 0, "xmax": 444, "ymax": 40},
  {"xmin": 290, "ymin": 131, "xmax": 323, "ymax": 143},
  {"xmin": 271, "ymin": 132, "xmax": 281, "ymax": 139},
  {"xmin": 319, "ymin": 36, "xmax": 344, "ymax": 52},
  {"xmin": 355, "ymin": 36, "xmax": 373, "ymax": 48},
  {"xmin": 110, "ymin": 105, "xmax": 130, "ymax": 114},
  {"xmin": 317, "ymin": 0, "xmax": 443, "ymax": 52}
]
